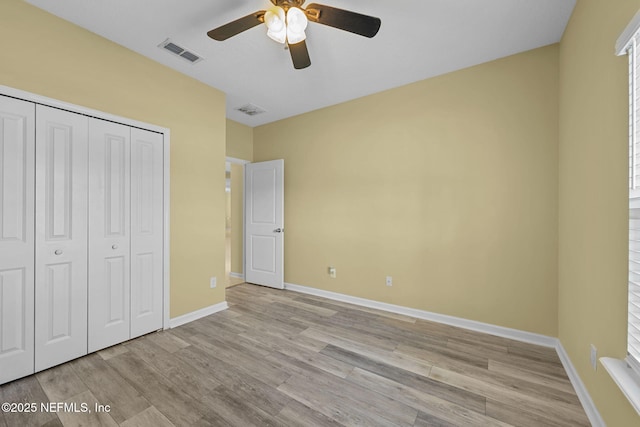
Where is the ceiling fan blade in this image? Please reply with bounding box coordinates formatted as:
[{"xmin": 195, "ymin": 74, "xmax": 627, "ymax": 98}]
[
  {"xmin": 305, "ymin": 3, "xmax": 381, "ymax": 38},
  {"xmin": 289, "ymin": 40, "xmax": 311, "ymax": 69},
  {"xmin": 207, "ymin": 11, "xmax": 265, "ymax": 41}
]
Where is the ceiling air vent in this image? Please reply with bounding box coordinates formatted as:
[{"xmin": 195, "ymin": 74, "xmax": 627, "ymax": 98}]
[
  {"xmin": 235, "ymin": 104, "xmax": 266, "ymax": 116},
  {"xmin": 158, "ymin": 39, "xmax": 203, "ymax": 64}
]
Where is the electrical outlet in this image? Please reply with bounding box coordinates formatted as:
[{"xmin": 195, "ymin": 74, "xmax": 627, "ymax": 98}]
[
  {"xmin": 386, "ymin": 276, "xmax": 393, "ymax": 286},
  {"xmin": 590, "ymin": 344, "xmax": 597, "ymax": 371},
  {"xmin": 328, "ymin": 267, "xmax": 336, "ymax": 279},
  {"xmin": 210, "ymin": 277, "xmax": 217, "ymax": 289}
]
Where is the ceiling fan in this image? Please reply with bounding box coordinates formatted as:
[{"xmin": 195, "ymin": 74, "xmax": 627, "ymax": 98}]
[{"xmin": 206, "ymin": 0, "xmax": 381, "ymax": 70}]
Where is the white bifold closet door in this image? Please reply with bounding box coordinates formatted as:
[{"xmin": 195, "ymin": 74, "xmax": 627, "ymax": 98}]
[
  {"xmin": 88, "ymin": 123, "xmax": 163, "ymax": 350},
  {"xmin": 0, "ymin": 94, "xmax": 164, "ymax": 380},
  {"xmin": 0, "ymin": 96, "xmax": 35, "ymax": 384},
  {"xmin": 34, "ymin": 105, "xmax": 89, "ymax": 372},
  {"xmin": 130, "ymin": 128, "xmax": 163, "ymax": 339},
  {"xmin": 88, "ymin": 119, "xmax": 131, "ymax": 353}
]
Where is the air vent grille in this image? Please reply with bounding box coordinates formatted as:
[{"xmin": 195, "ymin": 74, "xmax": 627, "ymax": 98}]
[
  {"xmin": 235, "ymin": 104, "xmax": 266, "ymax": 116},
  {"xmin": 158, "ymin": 39, "xmax": 203, "ymax": 64}
]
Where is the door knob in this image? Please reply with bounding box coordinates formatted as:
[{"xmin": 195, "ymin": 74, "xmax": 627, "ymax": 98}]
[
  {"xmin": 54, "ymin": 249, "xmax": 62, "ymax": 255},
  {"xmin": 112, "ymin": 244, "xmax": 118, "ymax": 250},
  {"xmin": 273, "ymin": 228, "xmax": 283, "ymax": 233}
]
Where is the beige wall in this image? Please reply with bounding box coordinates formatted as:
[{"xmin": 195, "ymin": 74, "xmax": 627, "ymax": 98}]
[
  {"xmin": 254, "ymin": 45, "xmax": 560, "ymax": 336},
  {"xmin": 225, "ymin": 119, "xmax": 253, "ymax": 277},
  {"xmin": 0, "ymin": 0, "xmax": 227, "ymax": 317},
  {"xmin": 226, "ymin": 119, "xmax": 254, "ymax": 161},
  {"xmin": 559, "ymin": 0, "xmax": 640, "ymax": 424}
]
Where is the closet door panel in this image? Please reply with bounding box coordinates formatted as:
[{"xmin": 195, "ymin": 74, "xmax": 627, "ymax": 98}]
[
  {"xmin": 35, "ymin": 105, "xmax": 88, "ymax": 371},
  {"xmin": 88, "ymin": 119, "xmax": 130, "ymax": 352},
  {"xmin": 130, "ymin": 128, "xmax": 163, "ymax": 338},
  {"xmin": 0, "ymin": 96, "xmax": 35, "ymax": 384}
]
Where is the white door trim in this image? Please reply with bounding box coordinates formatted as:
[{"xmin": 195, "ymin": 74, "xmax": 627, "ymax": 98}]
[
  {"xmin": 244, "ymin": 159, "xmax": 284, "ymax": 289},
  {"xmin": 226, "ymin": 156, "xmax": 251, "ymax": 165},
  {"xmin": 0, "ymin": 85, "xmax": 172, "ymax": 330}
]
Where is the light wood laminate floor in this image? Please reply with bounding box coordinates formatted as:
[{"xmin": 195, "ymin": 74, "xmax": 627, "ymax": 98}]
[{"xmin": 0, "ymin": 283, "xmax": 590, "ymax": 426}]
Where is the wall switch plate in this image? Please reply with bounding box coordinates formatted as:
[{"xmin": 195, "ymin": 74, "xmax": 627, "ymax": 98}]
[
  {"xmin": 386, "ymin": 276, "xmax": 393, "ymax": 286},
  {"xmin": 590, "ymin": 344, "xmax": 597, "ymax": 370},
  {"xmin": 328, "ymin": 267, "xmax": 336, "ymax": 279},
  {"xmin": 210, "ymin": 277, "xmax": 217, "ymax": 289}
]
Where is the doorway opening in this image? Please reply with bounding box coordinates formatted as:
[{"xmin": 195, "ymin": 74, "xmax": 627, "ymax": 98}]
[{"xmin": 225, "ymin": 157, "xmax": 249, "ymax": 287}]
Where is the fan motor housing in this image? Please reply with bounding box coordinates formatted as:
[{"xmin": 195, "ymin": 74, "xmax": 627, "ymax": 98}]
[{"xmin": 272, "ymin": 0, "xmax": 306, "ymax": 10}]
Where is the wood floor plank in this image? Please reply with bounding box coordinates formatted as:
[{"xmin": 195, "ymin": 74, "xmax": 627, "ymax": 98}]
[
  {"xmin": 120, "ymin": 406, "xmax": 175, "ymax": 427},
  {"xmin": 270, "ymin": 299, "xmax": 338, "ymax": 317},
  {"xmin": 69, "ymin": 353, "xmax": 151, "ymax": 424},
  {"xmin": 106, "ymin": 351, "xmax": 205, "ymax": 426},
  {"xmin": 427, "ymin": 355, "xmax": 583, "ymax": 409},
  {"xmin": 395, "ymin": 342, "xmax": 489, "ymax": 370},
  {"xmin": 429, "ymin": 366, "xmax": 590, "ymax": 426},
  {"xmin": 36, "ymin": 363, "xmax": 87, "ymax": 402},
  {"xmin": 485, "ymin": 398, "xmax": 584, "ymax": 427},
  {"xmin": 293, "ymin": 316, "xmax": 400, "ymax": 351},
  {"xmin": 327, "ymin": 311, "xmax": 448, "ymax": 350},
  {"xmin": 346, "ymin": 367, "xmax": 509, "ymax": 427},
  {"xmin": 197, "ymin": 385, "xmax": 280, "ymax": 427},
  {"xmin": 265, "ymin": 338, "xmax": 354, "ymax": 379},
  {"xmin": 449, "ymin": 338, "xmax": 568, "ymax": 379},
  {"xmin": 283, "ymin": 362, "xmax": 419, "ymax": 426},
  {"xmin": 320, "ymin": 344, "xmax": 487, "ymax": 413},
  {"xmin": 414, "ymin": 319, "xmax": 522, "ymax": 349},
  {"xmin": 266, "ymin": 349, "xmax": 355, "ymax": 383},
  {"xmin": 0, "ymin": 376, "xmax": 59, "ymax": 427},
  {"xmin": 239, "ymin": 327, "xmax": 328, "ymax": 353},
  {"xmin": 54, "ymin": 390, "xmax": 118, "ymax": 427},
  {"xmin": 145, "ymin": 331, "xmax": 191, "ymax": 354},
  {"xmin": 292, "ymin": 294, "xmax": 418, "ymax": 323},
  {"xmin": 507, "ymin": 341, "xmax": 563, "ymax": 364},
  {"xmin": 302, "ymin": 327, "xmax": 433, "ymax": 377},
  {"xmin": 275, "ymin": 399, "xmax": 344, "ymax": 427},
  {"xmin": 413, "ymin": 411, "xmax": 461, "ymax": 427},
  {"xmin": 96, "ymin": 343, "xmax": 129, "ymax": 360},
  {"xmin": 186, "ymin": 333, "xmax": 291, "ymax": 387},
  {"xmin": 487, "ymin": 359, "xmax": 576, "ymax": 395},
  {"xmin": 176, "ymin": 345, "xmax": 293, "ymax": 417},
  {"xmin": 124, "ymin": 336, "xmax": 221, "ymax": 398},
  {"xmin": 278, "ymin": 373, "xmax": 417, "ymax": 426}
]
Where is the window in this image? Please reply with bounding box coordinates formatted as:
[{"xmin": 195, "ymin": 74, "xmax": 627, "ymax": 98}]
[
  {"xmin": 600, "ymin": 9, "xmax": 640, "ymax": 416},
  {"xmin": 625, "ymin": 23, "xmax": 640, "ymax": 376}
]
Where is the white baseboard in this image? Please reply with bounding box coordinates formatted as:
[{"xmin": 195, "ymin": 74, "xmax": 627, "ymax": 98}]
[
  {"xmin": 284, "ymin": 282, "xmax": 556, "ymax": 347},
  {"xmin": 556, "ymin": 342, "xmax": 606, "ymax": 427},
  {"xmin": 169, "ymin": 301, "xmax": 228, "ymax": 328},
  {"xmin": 230, "ymin": 272, "xmax": 244, "ymax": 279},
  {"xmin": 284, "ymin": 281, "xmax": 604, "ymax": 426}
]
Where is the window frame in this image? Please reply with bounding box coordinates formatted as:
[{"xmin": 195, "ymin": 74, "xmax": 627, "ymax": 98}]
[{"xmin": 599, "ymin": 9, "xmax": 640, "ymax": 417}]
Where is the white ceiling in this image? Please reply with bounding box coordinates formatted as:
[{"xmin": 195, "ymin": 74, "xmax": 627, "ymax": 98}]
[{"xmin": 26, "ymin": 0, "xmax": 576, "ymax": 127}]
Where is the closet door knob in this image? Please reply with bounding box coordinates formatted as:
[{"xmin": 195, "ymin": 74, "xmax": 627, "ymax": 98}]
[
  {"xmin": 54, "ymin": 249, "xmax": 62, "ymax": 255},
  {"xmin": 112, "ymin": 244, "xmax": 118, "ymax": 250}
]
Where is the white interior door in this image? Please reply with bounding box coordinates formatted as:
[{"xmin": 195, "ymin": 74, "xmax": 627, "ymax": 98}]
[
  {"xmin": 0, "ymin": 96, "xmax": 35, "ymax": 384},
  {"xmin": 245, "ymin": 159, "xmax": 284, "ymax": 289},
  {"xmin": 88, "ymin": 119, "xmax": 131, "ymax": 352},
  {"xmin": 35, "ymin": 105, "xmax": 88, "ymax": 371},
  {"xmin": 130, "ymin": 128, "xmax": 163, "ymax": 338}
]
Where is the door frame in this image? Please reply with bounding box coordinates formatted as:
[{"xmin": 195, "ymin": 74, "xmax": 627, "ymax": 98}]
[
  {"xmin": 0, "ymin": 85, "xmax": 172, "ymax": 330},
  {"xmin": 243, "ymin": 159, "xmax": 284, "ymax": 289},
  {"xmin": 226, "ymin": 156, "xmax": 250, "ymax": 281}
]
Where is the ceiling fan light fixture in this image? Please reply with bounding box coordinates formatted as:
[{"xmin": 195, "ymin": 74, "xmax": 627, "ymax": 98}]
[
  {"xmin": 286, "ymin": 7, "xmax": 308, "ymax": 44},
  {"xmin": 265, "ymin": 6, "xmax": 286, "ymax": 44}
]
